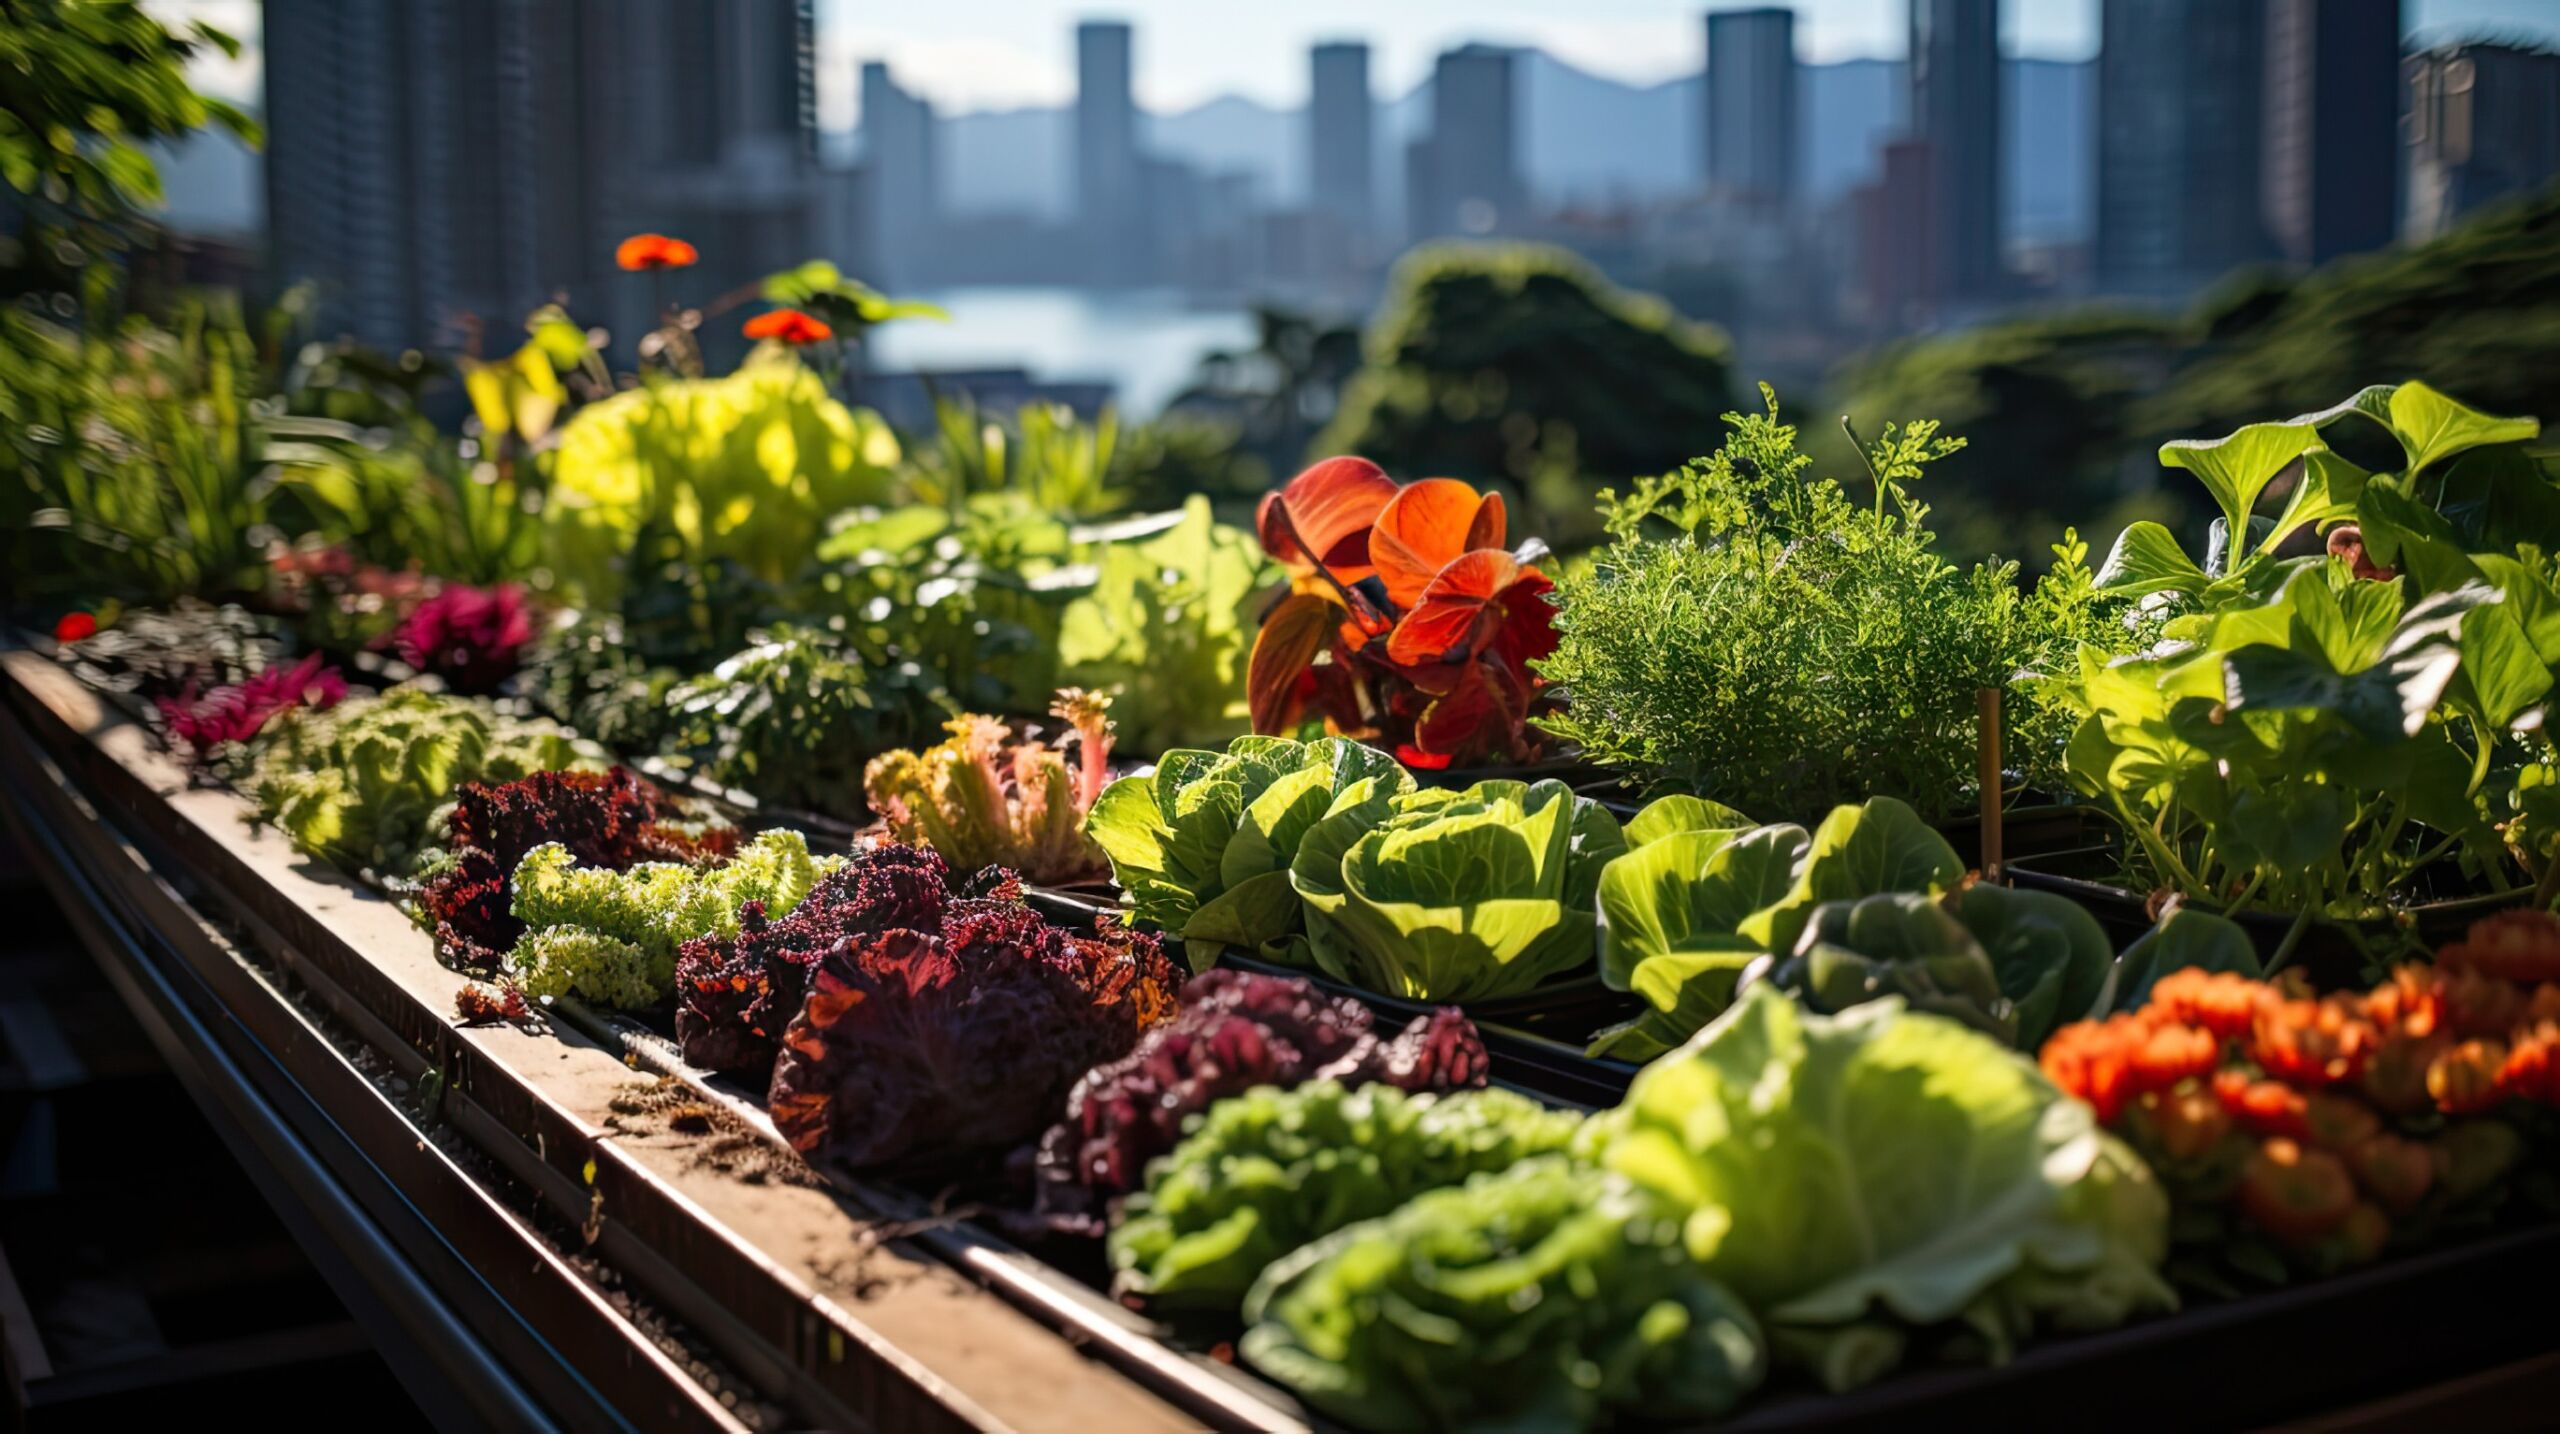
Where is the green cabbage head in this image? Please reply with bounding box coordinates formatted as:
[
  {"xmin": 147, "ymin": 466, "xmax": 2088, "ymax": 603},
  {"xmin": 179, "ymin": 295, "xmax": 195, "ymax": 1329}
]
[
  {"xmin": 1083, "ymin": 735, "xmax": 1410, "ymax": 969},
  {"xmin": 1594, "ymin": 985, "xmax": 2173, "ymax": 1391},
  {"xmin": 1289, "ymin": 778, "xmax": 1627, "ymax": 1002},
  {"xmin": 1241, "ymin": 1156, "xmax": 1765, "ymax": 1431}
]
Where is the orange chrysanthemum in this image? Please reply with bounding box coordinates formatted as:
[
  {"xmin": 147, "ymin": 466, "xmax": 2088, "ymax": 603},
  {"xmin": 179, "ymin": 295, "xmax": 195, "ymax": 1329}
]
[
  {"xmin": 2426, "ymin": 1039, "xmax": 2510, "ymax": 1114},
  {"xmin": 2251, "ymin": 994, "xmax": 2376, "ymax": 1087},
  {"xmin": 2437, "ymin": 909, "xmax": 2560, "ymax": 985},
  {"xmin": 2150, "ymin": 967, "xmax": 2269, "ymax": 1040},
  {"xmin": 743, "ymin": 308, "xmax": 834, "ymax": 345},
  {"xmin": 616, "ymin": 233, "xmax": 699, "ymax": 271}
]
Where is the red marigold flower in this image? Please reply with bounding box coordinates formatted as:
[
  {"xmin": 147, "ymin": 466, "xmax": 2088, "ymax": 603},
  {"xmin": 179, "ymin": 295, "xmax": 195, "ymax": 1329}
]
[
  {"xmin": 2437, "ymin": 909, "xmax": 2560, "ymax": 985},
  {"xmin": 2134, "ymin": 1081, "xmax": 2231, "ymax": 1163},
  {"xmin": 616, "ymin": 233, "xmax": 698, "ymax": 271},
  {"xmin": 743, "ymin": 308, "xmax": 833, "ymax": 345},
  {"xmin": 52, "ymin": 611, "xmax": 97, "ymax": 643},
  {"xmin": 2359, "ymin": 1025, "xmax": 2451, "ymax": 1115}
]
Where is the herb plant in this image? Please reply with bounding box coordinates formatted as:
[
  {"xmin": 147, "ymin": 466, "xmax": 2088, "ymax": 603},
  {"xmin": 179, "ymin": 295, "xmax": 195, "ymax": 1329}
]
[
  {"xmin": 862, "ymin": 690, "xmax": 1115, "ymax": 886},
  {"xmin": 1537, "ymin": 386, "xmax": 2105, "ymax": 819}
]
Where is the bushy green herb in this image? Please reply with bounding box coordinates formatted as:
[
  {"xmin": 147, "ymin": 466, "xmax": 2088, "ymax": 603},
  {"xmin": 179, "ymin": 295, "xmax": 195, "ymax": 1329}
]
[
  {"xmin": 664, "ymin": 623, "xmax": 946, "ymax": 815},
  {"xmin": 1538, "ymin": 387, "xmax": 2103, "ymax": 820}
]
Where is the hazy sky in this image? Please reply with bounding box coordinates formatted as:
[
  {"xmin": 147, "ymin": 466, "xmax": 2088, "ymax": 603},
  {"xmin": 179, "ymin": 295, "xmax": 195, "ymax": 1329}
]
[
  {"xmin": 148, "ymin": 1, "xmax": 2560, "ymax": 123},
  {"xmin": 821, "ymin": 0, "xmax": 2560, "ymax": 117}
]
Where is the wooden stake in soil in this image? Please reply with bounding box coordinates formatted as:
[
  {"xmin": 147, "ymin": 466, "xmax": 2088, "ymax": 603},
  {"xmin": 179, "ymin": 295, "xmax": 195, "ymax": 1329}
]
[{"xmin": 1977, "ymin": 687, "xmax": 2003, "ymax": 882}]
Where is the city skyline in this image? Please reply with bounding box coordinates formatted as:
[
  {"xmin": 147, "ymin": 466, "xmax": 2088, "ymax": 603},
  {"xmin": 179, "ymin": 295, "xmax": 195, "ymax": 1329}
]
[{"xmin": 816, "ymin": 0, "xmax": 2560, "ymax": 120}]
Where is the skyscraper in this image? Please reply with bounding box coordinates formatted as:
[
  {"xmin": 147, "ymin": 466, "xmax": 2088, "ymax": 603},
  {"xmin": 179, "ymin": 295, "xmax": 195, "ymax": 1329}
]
[
  {"xmin": 2404, "ymin": 41, "xmax": 2560, "ymax": 243},
  {"xmin": 858, "ymin": 61, "xmax": 939, "ymax": 289},
  {"xmin": 2262, "ymin": 0, "xmax": 2403, "ymax": 265},
  {"xmin": 1410, "ymin": 44, "xmax": 1524, "ymax": 240},
  {"xmin": 1704, "ymin": 7, "xmax": 1798, "ymax": 209},
  {"xmin": 1309, "ymin": 42, "xmax": 1374, "ymax": 236},
  {"xmin": 1908, "ymin": 0, "xmax": 2003, "ymax": 299},
  {"xmin": 1075, "ymin": 20, "xmax": 1142, "ymax": 282},
  {"xmin": 265, "ymin": 0, "xmax": 824, "ymax": 356},
  {"xmin": 2095, "ymin": 0, "xmax": 2268, "ymax": 293}
]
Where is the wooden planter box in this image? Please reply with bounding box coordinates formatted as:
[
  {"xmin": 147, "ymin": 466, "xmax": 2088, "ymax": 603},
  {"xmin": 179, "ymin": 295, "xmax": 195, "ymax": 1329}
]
[{"xmin": 9, "ymin": 643, "xmax": 2556, "ymax": 1431}]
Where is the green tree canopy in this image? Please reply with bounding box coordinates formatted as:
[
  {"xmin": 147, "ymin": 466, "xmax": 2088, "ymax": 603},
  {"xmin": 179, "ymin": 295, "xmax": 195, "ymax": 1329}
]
[{"xmin": 1316, "ymin": 244, "xmax": 1734, "ymax": 545}]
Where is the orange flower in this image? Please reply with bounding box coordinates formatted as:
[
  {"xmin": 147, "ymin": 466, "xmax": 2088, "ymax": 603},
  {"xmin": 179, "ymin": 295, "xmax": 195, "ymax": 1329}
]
[
  {"xmin": 2426, "ymin": 1039, "xmax": 2510, "ymax": 1114},
  {"xmin": 2214, "ymin": 1072, "xmax": 2310, "ymax": 1140},
  {"xmin": 2040, "ymin": 1013, "xmax": 2216, "ymax": 1123},
  {"xmin": 743, "ymin": 308, "xmax": 834, "ymax": 345},
  {"xmin": 616, "ymin": 233, "xmax": 698, "ymax": 271},
  {"xmin": 2496, "ymin": 1023, "xmax": 2560, "ymax": 1106},
  {"xmin": 2437, "ymin": 909, "xmax": 2560, "ymax": 985},
  {"xmin": 2236, "ymin": 1137, "xmax": 2358, "ymax": 1246},
  {"xmin": 2251, "ymin": 993, "xmax": 2376, "ymax": 1086},
  {"xmin": 2150, "ymin": 968, "xmax": 2269, "ymax": 1040}
]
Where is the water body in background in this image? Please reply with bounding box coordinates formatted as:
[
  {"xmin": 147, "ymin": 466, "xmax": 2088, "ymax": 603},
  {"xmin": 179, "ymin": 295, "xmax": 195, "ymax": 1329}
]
[{"xmin": 864, "ymin": 287, "xmax": 1258, "ymax": 420}]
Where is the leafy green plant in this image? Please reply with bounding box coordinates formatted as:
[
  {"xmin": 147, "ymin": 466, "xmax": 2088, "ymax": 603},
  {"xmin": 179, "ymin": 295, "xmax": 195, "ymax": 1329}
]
[
  {"xmin": 1241, "ymin": 1156, "xmax": 1766, "ymax": 1430},
  {"xmin": 542, "ymin": 356, "xmax": 899, "ymax": 609},
  {"xmin": 903, "ymin": 396, "xmax": 1126, "ymax": 519},
  {"xmin": 1056, "ymin": 497, "xmax": 1272, "ymax": 754},
  {"xmin": 247, "ymin": 687, "xmax": 595, "ymax": 879},
  {"xmin": 809, "ymin": 495, "xmax": 1083, "ymax": 719},
  {"xmin": 664, "ymin": 624, "xmax": 945, "ymax": 815},
  {"xmin": 1538, "ymin": 387, "xmax": 2106, "ymax": 820},
  {"xmin": 1287, "ymin": 778, "xmax": 1627, "ymax": 1001},
  {"xmin": 2052, "ymin": 383, "xmax": 2560, "ymax": 929},
  {"xmin": 1084, "ymin": 734, "xmax": 1410, "ymax": 969},
  {"xmin": 1593, "ymin": 986, "xmax": 2175, "ymax": 1392},
  {"xmin": 1108, "ymin": 1080, "xmax": 1584, "ymax": 1310},
  {"xmin": 861, "ymin": 691, "xmax": 1114, "ymax": 885},
  {"xmin": 2, "ymin": 304, "xmax": 271, "ymax": 605}
]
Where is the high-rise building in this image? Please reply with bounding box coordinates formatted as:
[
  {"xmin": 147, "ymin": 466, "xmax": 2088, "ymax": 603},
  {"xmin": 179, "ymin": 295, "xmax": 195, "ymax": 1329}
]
[
  {"xmin": 1410, "ymin": 44, "xmax": 1524, "ymax": 240},
  {"xmin": 1908, "ymin": 0, "xmax": 2003, "ymax": 298},
  {"xmin": 857, "ymin": 61, "xmax": 938, "ymax": 288},
  {"xmin": 265, "ymin": 0, "xmax": 824, "ymax": 357},
  {"xmin": 2405, "ymin": 41, "xmax": 2560, "ymax": 243},
  {"xmin": 1309, "ymin": 42, "xmax": 1374, "ymax": 236},
  {"xmin": 1704, "ymin": 7, "xmax": 1798, "ymax": 209},
  {"xmin": 2095, "ymin": 0, "xmax": 2268, "ymax": 293},
  {"xmin": 2262, "ymin": 0, "xmax": 2402, "ymax": 265},
  {"xmin": 1855, "ymin": 138, "xmax": 1938, "ymax": 327},
  {"xmin": 1075, "ymin": 20, "xmax": 1142, "ymax": 282}
]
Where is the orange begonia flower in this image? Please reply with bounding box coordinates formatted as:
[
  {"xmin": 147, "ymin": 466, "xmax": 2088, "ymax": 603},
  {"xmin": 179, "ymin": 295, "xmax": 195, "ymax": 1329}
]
[
  {"xmin": 616, "ymin": 233, "xmax": 699, "ymax": 271},
  {"xmin": 743, "ymin": 308, "xmax": 834, "ymax": 345}
]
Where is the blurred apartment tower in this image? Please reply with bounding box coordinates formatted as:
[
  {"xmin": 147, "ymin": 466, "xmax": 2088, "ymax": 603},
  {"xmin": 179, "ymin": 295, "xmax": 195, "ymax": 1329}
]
[
  {"xmin": 2262, "ymin": 0, "xmax": 2403, "ymax": 265},
  {"xmin": 1408, "ymin": 45, "xmax": 1527, "ymax": 241},
  {"xmin": 857, "ymin": 62, "xmax": 939, "ymax": 290},
  {"xmin": 1908, "ymin": 0, "xmax": 2003, "ymax": 299},
  {"xmin": 1854, "ymin": 137, "xmax": 1938, "ymax": 327},
  {"xmin": 1309, "ymin": 43, "xmax": 1375, "ymax": 236},
  {"xmin": 1075, "ymin": 21, "xmax": 1143, "ymax": 285},
  {"xmin": 265, "ymin": 0, "xmax": 824, "ymax": 357},
  {"xmin": 1703, "ymin": 7, "xmax": 1799, "ymax": 210},
  {"xmin": 2405, "ymin": 41, "xmax": 2560, "ymax": 242},
  {"xmin": 2095, "ymin": 0, "xmax": 2269, "ymax": 297}
]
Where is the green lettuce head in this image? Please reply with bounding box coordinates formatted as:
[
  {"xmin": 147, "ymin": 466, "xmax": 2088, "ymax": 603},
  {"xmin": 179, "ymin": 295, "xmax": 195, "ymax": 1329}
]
[
  {"xmin": 1108, "ymin": 1081, "xmax": 1585, "ymax": 1311},
  {"xmin": 1589, "ymin": 794, "xmax": 1969, "ymax": 1061},
  {"xmin": 1240, "ymin": 1156, "xmax": 1766, "ymax": 1431},
  {"xmin": 1289, "ymin": 778, "xmax": 1628, "ymax": 1002},
  {"xmin": 1594, "ymin": 986, "xmax": 2173, "ymax": 1392},
  {"xmin": 1083, "ymin": 735, "xmax": 1409, "ymax": 969}
]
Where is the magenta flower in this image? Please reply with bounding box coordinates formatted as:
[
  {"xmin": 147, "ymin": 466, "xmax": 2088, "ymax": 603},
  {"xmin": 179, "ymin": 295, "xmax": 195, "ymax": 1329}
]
[
  {"xmin": 394, "ymin": 582, "xmax": 535, "ymax": 694},
  {"xmin": 158, "ymin": 654, "xmax": 348, "ymax": 755}
]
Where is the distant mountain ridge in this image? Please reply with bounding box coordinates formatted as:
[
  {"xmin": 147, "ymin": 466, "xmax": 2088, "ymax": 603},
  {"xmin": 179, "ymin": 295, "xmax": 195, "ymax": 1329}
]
[{"xmin": 920, "ymin": 49, "xmax": 2091, "ymax": 245}]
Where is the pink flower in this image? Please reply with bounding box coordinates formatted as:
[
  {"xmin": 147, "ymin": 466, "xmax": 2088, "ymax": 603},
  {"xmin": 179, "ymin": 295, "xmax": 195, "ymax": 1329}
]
[
  {"xmin": 394, "ymin": 582, "xmax": 534, "ymax": 694},
  {"xmin": 158, "ymin": 655, "xmax": 347, "ymax": 755}
]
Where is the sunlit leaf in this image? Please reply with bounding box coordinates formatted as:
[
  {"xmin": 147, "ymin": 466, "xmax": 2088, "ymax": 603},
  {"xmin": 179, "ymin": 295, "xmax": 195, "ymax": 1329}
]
[
  {"xmin": 2158, "ymin": 422, "xmax": 2323, "ymax": 576},
  {"xmin": 2385, "ymin": 379, "xmax": 2539, "ymax": 477},
  {"xmin": 1370, "ymin": 478, "xmax": 1504, "ymax": 609},
  {"xmin": 1255, "ymin": 456, "xmax": 1396, "ymax": 586},
  {"xmin": 1247, "ymin": 592, "xmax": 1338, "ymax": 734}
]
